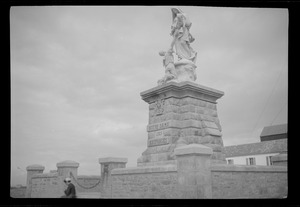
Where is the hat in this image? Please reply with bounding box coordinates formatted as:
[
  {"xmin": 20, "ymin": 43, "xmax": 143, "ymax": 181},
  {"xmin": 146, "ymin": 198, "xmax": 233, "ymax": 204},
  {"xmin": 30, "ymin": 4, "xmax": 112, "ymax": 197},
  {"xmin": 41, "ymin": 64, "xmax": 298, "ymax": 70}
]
[{"xmin": 64, "ymin": 177, "xmax": 71, "ymax": 182}]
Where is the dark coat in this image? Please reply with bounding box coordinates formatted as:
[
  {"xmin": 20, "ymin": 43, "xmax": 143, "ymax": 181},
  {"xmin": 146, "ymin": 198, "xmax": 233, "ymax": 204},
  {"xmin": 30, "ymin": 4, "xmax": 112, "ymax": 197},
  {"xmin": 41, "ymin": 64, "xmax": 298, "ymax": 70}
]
[{"xmin": 64, "ymin": 183, "xmax": 76, "ymax": 198}]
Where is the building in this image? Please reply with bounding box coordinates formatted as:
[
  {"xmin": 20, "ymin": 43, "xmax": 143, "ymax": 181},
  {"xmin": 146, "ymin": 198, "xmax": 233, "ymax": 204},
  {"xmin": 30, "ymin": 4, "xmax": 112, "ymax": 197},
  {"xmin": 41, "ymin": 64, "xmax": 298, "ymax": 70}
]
[{"xmin": 224, "ymin": 124, "xmax": 287, "ymax": 166}]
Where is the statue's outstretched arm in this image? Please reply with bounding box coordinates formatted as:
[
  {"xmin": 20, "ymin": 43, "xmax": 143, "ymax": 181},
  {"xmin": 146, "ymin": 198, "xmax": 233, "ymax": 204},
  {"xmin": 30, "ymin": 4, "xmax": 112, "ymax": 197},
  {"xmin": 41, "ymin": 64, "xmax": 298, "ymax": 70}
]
[{"xmin": 169, "ymin": 30, "xmax": 179, "ymax": 51}]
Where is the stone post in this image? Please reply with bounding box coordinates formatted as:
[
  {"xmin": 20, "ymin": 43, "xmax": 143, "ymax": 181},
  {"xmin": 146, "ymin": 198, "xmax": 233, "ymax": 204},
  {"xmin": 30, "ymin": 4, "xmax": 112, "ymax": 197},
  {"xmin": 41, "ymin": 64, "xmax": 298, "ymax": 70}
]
[
  {"xmin": 56, "ymin": 160, "xmax": 79, "ymax": 179},
  {"xmin": 271, "ymin": 152, "xmax": 288, "ymax": 166},
  {"xmin": 175, "ymin": 144, "xmax": 213, "ymax": 199},
  {"xmin": 25, "ymin": 164, "xmax": 45, "ymax": 198},
  {"xmin": 98, "ymin": 157, "xmax": 127, "ymax": 198},
  {"xmin": 56, "ymin": 160, "xmax": 79, "ymax": 196}
]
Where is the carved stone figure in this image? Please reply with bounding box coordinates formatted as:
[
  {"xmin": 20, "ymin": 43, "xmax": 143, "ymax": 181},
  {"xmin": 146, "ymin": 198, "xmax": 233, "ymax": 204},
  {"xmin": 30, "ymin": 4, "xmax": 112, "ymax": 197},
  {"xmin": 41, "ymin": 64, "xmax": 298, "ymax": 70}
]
[
  {"xmin": 158, "ymin": 7, "xmax": 197, "ymax": 85},
  {"xmin": 153, "ymin": 98, "xmax": 165, "ymax": 115},
  {"xmin": 157, "ymin": 49, "xmax": 177, "ymax": 85},
  {"xmin": 170, "ymin": 7, "xmax": 197, "ymax": 63}
]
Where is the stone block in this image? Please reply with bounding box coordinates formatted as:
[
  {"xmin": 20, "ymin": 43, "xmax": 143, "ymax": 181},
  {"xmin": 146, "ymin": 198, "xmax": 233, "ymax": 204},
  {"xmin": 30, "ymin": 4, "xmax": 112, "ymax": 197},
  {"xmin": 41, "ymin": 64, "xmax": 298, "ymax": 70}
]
[
  {"xmin": 181, "ymin": 112, "xmax": 197, "ymax": 120},
  {"xmin": 211, "ymin": 136, "xmax": 224, "ymax": 146},
  {"xmin": 181, "ymin": 120, "xmax": 202, "ymax": 128},
  {"xmin": 170, "ymin": 97, "xmax": 181, "ymax": 106},
  {"xmin": 211, "ymin": 152, "xmax": 226, "ymax": 161},
  {"xmin": 202, "ymin": 108, "xmax": 217, "ymax": 117},
  {"xmin": 137, "ymin": 159, "xmax": 177, "ymax": 167},
  {"xmin": 199, "ymin": 135, "xmax": 214, "ymax": 144},
  {"xmin": 98, "ymin": 157, "xmax": 128, "ymax": 164},
  {"xmin": 204, "ymin": 128, "xmax": 222, "ymax": 137},
  {"xmin": 204, "ymin": 143, "xmax": 223, "ymax": 152},
  {"xmin": 197, "ymin": 114, "xmax": 214, "ymax": 122},
  {"xmin": 180, "ymin": 136, "xmax": 201, "ymax": 144},
  {"xmin": 214, "ymin": 118, "xmax": 222, "ymax": 131},
  {"xmin": 202, "ymin": 121, "xmax": 219, "ymax": 129},
  {"xmin": 56, "ymin": 160, "xmax": 79, "ymax": 179},
  {"xmin": 195, "ymin": 99, "xmax": 207, "ymax": 107},
  {"xmin": 175, "ymin": 143, "xmax": 213, "ymax": 156},
  {"xmin": 56, "ymin": 160, "xmax": 79, "ymax": 168},
  {"xmin": 180, "ymin": 97, "xmax": 194, "ymax": 106},
  {"xmin": 26, "ymin": 164, "xmax": 45, "ymax": 171},
  {"xmin": 164, "ymin": 105, "xmax": 180, "ymax": 113},
  {"xmin": 206, "ymin": 102, "xmax": 217, "ymax": 110},
  {"xmin": 195, "ymin": 107, "xmax": 205, "ymax": 114},
  {"xmin": 175, "ymin": 144, "xmax": 213, "ymax": 198},
  {"xmin": 148, "ymin": 137, "xmax": 170, "ymax": 147}
]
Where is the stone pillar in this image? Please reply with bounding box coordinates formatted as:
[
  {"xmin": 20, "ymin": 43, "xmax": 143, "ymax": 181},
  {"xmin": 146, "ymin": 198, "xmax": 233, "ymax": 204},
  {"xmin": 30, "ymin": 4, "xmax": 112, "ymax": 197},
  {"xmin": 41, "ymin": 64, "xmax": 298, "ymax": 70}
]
[
  {"xmin": 175, "ymin": 144, "xmax": 213, "ymax": 199},
  {"xmin": 98, "ymin": 157, "xmax": 127, "ymax": 198},
  {"xmin": 25, "ymin": 164, "xmax": 45, "ymax": 198},
  {"xmin": 271, "ymin": 152, "xmax": 288, "ymax": 166},
  {"xmin": 56, "ymin": 160, "xmax": 79, "ymax": 180},
  {"xmin": 138, "ymin": 81, "xmax": 225, "ymax": 166}
]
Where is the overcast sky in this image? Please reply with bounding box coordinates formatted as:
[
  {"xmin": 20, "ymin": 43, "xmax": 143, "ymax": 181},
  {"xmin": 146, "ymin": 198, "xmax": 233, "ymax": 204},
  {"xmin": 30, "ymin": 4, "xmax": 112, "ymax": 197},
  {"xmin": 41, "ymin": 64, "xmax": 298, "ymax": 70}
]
[{"xmin": 10, "ymin": 6, "xmax": 288, "ymax": 186}]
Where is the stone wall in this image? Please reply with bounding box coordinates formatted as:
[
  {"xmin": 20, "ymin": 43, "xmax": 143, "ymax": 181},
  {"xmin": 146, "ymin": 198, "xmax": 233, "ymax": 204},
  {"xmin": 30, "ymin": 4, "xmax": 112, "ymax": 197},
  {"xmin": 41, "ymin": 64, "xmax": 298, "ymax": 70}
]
[
  {"xmin": 27, "ymin": 160, "xmax": 102, "ymax": 198},
  {"xmin": 110, "ymin": 165, "xmax": 179, "ymax": 198},
  {"xmin": 31, "ymin": 173, "xmax": 63, "ymax": 198},
  {"xmin": 30, "ymin": 173, "xmax": 102, "ymax": 197},
  {"xmin": 30, "ymin": 158, "xmax": 288, "ymax": 199},
  {"xmin": 75, "ymin": 175, "xmax": 101, "ymax": 193},
  {"xmin": 211, "ymin": 164, "xmax": 287, "ymax": 199},
  {"xmin": 27, "ymin": 155, "xmax": 287, "ymax": 198}
]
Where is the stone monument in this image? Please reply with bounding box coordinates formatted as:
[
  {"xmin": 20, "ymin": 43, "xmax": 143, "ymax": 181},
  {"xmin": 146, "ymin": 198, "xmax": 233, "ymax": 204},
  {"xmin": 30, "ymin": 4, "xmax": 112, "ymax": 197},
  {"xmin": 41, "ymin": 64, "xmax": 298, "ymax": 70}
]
[
  {"xmin": 138, "ymin": 7, "xmax": 226, "ymax": 166},
  {"xmin": 157, "ymin": 7, "xmax": 197, "ymax": 85}
]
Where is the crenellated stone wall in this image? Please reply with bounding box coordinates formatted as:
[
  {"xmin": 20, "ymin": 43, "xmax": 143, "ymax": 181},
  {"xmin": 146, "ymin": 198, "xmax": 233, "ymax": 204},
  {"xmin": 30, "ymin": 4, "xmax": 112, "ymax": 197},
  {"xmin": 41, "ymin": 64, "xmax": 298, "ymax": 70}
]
[
  {"xmin": 26, "ymin": 160, "xmax": 102, "ymax": 198},
  {"xmin": 105, "ymin": 146, "xmax": 287, "ymax": 199},
  {"xmin": 26, "ymin": 154, "xmax": 287, "ymax": 198}
]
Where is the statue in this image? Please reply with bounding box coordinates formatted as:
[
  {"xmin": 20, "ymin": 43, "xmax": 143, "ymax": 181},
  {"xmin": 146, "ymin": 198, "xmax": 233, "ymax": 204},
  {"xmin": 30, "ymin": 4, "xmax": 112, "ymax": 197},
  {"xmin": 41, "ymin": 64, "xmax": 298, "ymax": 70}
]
[
  {"xmin": 157, "ymin": 49, "xmax": 177, "ymax": 85},
  {"xmin": 158, "ymin": 7, "xmax": 197, "ymax": 85},
  {"xmin": 170, "ymin": 7, "xmax": 197, "ymax": 63}
]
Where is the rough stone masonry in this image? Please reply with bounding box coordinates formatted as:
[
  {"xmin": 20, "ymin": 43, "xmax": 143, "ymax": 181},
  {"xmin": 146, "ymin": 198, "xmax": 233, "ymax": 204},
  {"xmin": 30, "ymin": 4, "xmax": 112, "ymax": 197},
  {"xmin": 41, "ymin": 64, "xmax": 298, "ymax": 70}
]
[{"xmin": 137, "ymin": 81, "xmax": 226, "ymax": 166}]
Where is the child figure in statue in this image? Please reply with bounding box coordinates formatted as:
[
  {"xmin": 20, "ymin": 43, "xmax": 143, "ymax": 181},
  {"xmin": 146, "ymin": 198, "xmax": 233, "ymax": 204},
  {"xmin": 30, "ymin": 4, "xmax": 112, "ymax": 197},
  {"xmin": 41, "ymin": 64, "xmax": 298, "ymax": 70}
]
[{"xmin": 157, "ymin": 49, "xmax": 177, "ymax": 85}]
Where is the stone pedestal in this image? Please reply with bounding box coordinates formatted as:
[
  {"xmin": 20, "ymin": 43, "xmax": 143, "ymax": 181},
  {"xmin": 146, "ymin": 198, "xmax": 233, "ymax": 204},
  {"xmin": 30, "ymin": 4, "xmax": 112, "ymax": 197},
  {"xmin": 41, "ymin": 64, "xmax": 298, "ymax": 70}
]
[
  {"xmin": 175, "ymin": 144, "xmax": 213, "ymax": 198},
  {"xmin": 56, "ymin": 160, "xmax": 79, "ymax": 179},
  {"xmin": 25, "ymin": 164, "xmax": 45, "ymax": 198},
  {"xmin": 98, "ymin": 157, "xmax": 127, "ymax": 198},
  {"xmin": 137, "ymin": 81, "xmax": 225, "ymax": 166}
]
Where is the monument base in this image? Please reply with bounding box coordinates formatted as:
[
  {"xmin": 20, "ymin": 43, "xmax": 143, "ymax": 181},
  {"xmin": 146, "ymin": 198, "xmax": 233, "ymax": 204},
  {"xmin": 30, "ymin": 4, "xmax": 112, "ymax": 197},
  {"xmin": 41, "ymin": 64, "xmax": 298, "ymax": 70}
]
[{"xmin": 138, "ymin": 81, "xmax": 226, "ymax": 166}]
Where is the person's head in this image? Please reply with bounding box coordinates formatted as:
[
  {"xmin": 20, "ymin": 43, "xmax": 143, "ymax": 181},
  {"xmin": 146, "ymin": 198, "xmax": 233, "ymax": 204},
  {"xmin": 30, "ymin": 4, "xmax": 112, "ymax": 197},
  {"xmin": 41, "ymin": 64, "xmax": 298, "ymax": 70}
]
[
  {"xmin": 171, "ymin": 7, "xmax": 181, "ymax": 15},
  {"xmin": 64, "ymin": 177, "xmax": 71, "ymax": 185}
]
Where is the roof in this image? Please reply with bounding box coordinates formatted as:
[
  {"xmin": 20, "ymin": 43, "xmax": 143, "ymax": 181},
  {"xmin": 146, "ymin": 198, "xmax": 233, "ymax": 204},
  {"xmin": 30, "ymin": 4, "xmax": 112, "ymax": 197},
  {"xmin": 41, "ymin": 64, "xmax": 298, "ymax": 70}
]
[
  {"xmin": 224, "ymin": 139, "xmax": 287, "ymax": 158},
  {"xmin": 260, "ymin": 124, "xmax": 287, "ymax": 138}
]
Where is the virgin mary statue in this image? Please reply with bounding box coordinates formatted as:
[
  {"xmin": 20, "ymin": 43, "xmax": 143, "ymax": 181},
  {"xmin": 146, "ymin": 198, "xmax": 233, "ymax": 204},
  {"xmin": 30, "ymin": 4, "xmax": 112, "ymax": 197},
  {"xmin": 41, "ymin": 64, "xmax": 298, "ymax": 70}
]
[{"xmin": 170, "ymin": 7, "xmax": 197, "ymax": 64}]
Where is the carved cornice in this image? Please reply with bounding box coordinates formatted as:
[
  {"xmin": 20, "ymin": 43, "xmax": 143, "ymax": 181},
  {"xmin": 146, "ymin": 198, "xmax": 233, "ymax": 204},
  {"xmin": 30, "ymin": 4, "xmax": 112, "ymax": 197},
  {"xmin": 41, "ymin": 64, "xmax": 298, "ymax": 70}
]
[{"xmin": 141, "ymin": 81, "xmax": 224, "ymax": 104}]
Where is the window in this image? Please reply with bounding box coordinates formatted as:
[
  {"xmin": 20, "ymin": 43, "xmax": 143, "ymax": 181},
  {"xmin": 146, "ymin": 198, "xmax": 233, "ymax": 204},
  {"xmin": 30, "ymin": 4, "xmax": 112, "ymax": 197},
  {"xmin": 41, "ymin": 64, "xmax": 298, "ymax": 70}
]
[
  {"xmin": 227, "ymin": 159, "xmax": 234, "ymax": 165},
  {"xmin": 246, "ymin": 157, "xmax": 256, "ymax": 165},
  {"xmin": 266, "ymin": 156, "xmax": 273, "ymax": 166}
]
